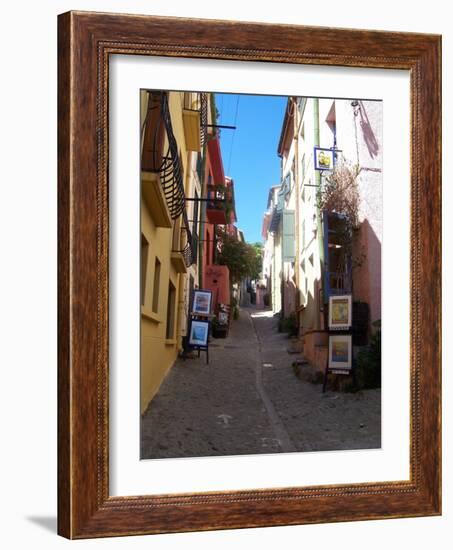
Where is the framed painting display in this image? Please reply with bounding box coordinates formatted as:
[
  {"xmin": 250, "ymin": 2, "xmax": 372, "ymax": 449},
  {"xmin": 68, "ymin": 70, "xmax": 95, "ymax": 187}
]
[
  {"xmin": 188, "ymin": 319, "xmax": 210, "ymax": 347},
  {"xmin": 328, "ymin": 334, "xmax": 353, "ymax": 372},
  {"xmin": 58, "ymin": 11, "xmax": 441, "ymax": 539},
  {"xmin": 192, "ymin": 289, "xmax": 212, "ymax": 316},
  {"xmin": 328, "ymin": 294, "xmax": 352, "ymax": 330}
]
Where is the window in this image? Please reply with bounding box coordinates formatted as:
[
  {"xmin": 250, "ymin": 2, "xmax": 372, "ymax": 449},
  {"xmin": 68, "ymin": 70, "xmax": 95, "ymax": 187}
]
[
  {"xmin": 152, "ymin": 257, "xmax": 161, "ymax": 313},
  {"xmin": 166, "ymin": 281, "xmax": 177, "ymax": 340},
  {"xmin": 141, "ymin": 234, "xmax": 149, "ymax": 306}
]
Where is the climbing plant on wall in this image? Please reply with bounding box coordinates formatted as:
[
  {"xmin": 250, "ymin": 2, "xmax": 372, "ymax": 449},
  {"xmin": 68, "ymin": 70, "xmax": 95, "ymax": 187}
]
[{"xmin": 316, "ymin": 158, "xmax": 365, "ymax": 271}]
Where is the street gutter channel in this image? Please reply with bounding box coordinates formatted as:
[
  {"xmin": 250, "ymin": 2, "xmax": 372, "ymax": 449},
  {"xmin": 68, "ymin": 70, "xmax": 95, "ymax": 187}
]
[{"xmin": 248, "ymin": 311, "xmax": 297, "ymax": 453}]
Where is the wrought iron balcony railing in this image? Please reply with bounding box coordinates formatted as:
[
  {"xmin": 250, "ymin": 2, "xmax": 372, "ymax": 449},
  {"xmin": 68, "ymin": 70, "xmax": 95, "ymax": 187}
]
[
  {"xmin": 180, "ymin": 210, "xmax": 196, "ymax": 267},
  {"xmin": 269, "ymin": 205, "xmax": 281, "ymax": 232},
  {"xmin": 326, "ymin": 270, "xmax": 352, "ymax": 295},
  {"xmin": 171, "ymin": 209, "xmax": 196, "ymax": 268},
  {"xmin": 142, "ymin": 91, "xmax": 186, "ymax": 220},
  {"xmin": 206, "ymin": 185, "xmax": 226, "ymax": 211},
  {"xmin": 200, "ymin": 93, "xmax": 208, "ymax": 147}
]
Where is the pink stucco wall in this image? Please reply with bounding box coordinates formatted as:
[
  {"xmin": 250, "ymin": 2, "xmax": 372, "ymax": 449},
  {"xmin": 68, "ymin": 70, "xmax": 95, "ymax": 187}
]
[
  {"xmin": 336, "ymin": 99, "xmax": 382, "ymax": 325},
  {"xmin": 204, "ymin": 265, "xmax": 230, "ymax": 307}
]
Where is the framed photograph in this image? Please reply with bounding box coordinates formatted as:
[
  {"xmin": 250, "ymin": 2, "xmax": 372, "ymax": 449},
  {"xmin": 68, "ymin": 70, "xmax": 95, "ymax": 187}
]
[
  {"xmin": 328, "ymin": 294, "xmax": 352, "ymax": 330},
  {"xmin": 188, "ymin": 319, "xmax": 210, "ymax": 347},
  {"xmin": 192, "ymin": 290, "xmax": 212, "ymax": 316},
  {"xmin": 58, "ymin": 11, "xmax": 441, "ymax": 539},
  {"xmin": 328, "ymin": 334, "xmax": 352, "ymax": 371}
]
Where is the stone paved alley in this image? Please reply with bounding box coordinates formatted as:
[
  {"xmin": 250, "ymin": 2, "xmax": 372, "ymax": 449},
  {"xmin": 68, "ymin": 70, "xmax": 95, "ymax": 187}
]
[{"xmin": 141, "ymin": 307, "xmax": 381, "ymax": 459}]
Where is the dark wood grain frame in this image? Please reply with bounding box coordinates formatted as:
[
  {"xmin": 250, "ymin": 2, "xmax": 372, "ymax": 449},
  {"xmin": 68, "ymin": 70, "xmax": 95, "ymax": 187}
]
[{"xmin": 58, "ymin": 10, "xmax": 441, "ymax": 539}]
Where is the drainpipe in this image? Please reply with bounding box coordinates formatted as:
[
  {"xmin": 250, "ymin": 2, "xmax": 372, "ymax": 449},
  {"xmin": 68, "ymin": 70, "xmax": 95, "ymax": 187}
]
[
  {"xmin": 198, "ymin": 154, "xmax": 206, "ymax": 288},
  {"xmin": 313, "ymin": 98, "xmax": 325, "ymax": 327},
  {"xmin": 293, "ymin": 99, "xmax": 301, "ymax": 320},
  {"xmin": 198, "ymin": 146, "xmax": 207, "ymax": 288}
]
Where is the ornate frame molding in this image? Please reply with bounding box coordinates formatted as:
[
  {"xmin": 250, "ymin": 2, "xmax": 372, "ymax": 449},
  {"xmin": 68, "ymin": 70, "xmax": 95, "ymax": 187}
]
[{"xmin": 58, "ymin": 11, "xmax": 441, "ymax": 538}]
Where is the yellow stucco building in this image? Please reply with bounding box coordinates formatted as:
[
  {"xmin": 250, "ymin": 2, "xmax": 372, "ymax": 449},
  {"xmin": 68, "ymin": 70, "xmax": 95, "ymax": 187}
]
[{"xmin": 140, "ymin": 90, "xmax": 208, "ymax": 413}]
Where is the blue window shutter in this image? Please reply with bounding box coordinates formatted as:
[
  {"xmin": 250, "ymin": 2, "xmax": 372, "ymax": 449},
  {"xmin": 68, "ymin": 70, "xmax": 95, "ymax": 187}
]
[
  {"xmin": 323, "ymin": 210, "xmax": 330, "ymax": 300},
  {"xmin": 282, "ymin": 209, "xmax": 295, "ymax": 261}
]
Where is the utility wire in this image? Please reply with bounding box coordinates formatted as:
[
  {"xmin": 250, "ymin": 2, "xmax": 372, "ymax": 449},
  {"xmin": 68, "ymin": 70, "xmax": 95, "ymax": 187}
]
[{"xmin": 227, "ymin": 94, "xmax": 240, "ymax": 175}]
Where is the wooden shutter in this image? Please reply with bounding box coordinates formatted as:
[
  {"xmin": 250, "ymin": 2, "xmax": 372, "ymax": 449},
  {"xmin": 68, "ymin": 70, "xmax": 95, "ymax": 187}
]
[
  {"xmin": 282, "ymin": 209, "xmax": 295, "ymax": 261},
  {"xmin": 141, "ymin": 92, "xmax": 165, "ymax": 171}
]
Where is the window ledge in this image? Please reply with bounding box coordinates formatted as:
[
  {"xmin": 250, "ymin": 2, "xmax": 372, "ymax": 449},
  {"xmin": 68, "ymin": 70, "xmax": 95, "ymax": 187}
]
[
  {"xmin": 141, "ymin": 307, "xmax": 161, "ymax": 324},
  {"xmin": 165, "ymin": 338, "xmax": 177, "ymax": 346}
]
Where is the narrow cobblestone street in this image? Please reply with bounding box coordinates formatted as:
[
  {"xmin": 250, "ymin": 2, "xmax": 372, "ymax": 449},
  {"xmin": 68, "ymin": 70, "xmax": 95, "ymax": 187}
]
[{"xmin": 141, "ymin": 306, "xmax": 381, "ymax": 459}]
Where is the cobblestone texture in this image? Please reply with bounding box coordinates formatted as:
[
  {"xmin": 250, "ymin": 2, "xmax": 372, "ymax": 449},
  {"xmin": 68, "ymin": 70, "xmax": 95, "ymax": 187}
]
[{"xmin": 141, "ymin": 307, "xmax": 381, "ymax": 459}]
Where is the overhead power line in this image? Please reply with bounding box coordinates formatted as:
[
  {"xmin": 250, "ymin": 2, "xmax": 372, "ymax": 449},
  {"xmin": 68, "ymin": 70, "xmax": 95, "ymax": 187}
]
[{"xmin": 227, "ymin": 94, "xmax": 240, "ymax": 175}]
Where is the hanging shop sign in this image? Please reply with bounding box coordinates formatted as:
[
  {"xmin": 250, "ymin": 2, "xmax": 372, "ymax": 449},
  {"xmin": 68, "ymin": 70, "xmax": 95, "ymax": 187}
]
[
  {"xmin": 328, "ymin": 294, "xmax": 352, "ymax": 330},
  {"xmin": 314, "ymin": 146, "xmax": 335, "ymax": 171}
]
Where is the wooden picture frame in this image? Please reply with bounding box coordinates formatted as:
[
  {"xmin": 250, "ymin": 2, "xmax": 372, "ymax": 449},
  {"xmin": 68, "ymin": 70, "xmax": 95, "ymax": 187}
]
[{"xmin": 58, "ymin": 11, "xmax": 441, "ymax": 539}]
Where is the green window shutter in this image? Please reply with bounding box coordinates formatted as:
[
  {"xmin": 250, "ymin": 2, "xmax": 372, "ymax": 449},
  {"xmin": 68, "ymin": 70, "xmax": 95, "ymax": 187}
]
[{"xmin": 282, "ymin": 209, "xmax": 295, "ymax": 261}]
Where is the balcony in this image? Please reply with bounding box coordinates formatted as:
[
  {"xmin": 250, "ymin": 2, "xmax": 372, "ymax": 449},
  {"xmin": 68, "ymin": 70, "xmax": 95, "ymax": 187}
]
[
  {"xmin": 326, "ymin": 270, "xmax": 352, "ymax": 295},
  {"xmin": 141, "ymin": 91, "xmax": 186, "ymax": 221},
  {"xmin": 171, "ymin": 210, "xmax": 196, "ymax": 271},
  {"xmin": 141, "ymin": 171, "xmax": 172, "ymax": 228},
  {"xmin": 206, "ymin": 185, "xmax": 228, "ymax": 225},
  {"xmin": 323, "ymin": 211, "xmax": 352, "ymax": 298},
  {"xmin": 269, "ymin": 206, "xmax": 281, "ymax": 233},
  {"xmin": 171, "ymin": 251, "xmax": 188, "ymax": 274},
  {"xmin": 182, "ymin": 92, "xmax": 208, "ymax": 152}
]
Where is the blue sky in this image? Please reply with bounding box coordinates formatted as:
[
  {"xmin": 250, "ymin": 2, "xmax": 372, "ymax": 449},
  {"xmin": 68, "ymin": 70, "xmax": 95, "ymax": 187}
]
[{"xmin": 215, "ymin": 93, "xmax": 287, "ymax": 244}]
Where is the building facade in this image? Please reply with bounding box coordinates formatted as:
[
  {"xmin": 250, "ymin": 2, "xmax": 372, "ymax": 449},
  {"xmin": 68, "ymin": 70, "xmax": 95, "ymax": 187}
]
[
  {"xmin": 203, "ymin": 152, "xmax": 239, "ymax": 328},
  {"xmin": 263, "ymin": 96, "xmax": 382, "ymax": 370},
  {"xmin": 140, "ymin": 90, "xmax": 210, "ymax": 413},
  {"xmin": 140, "ymin": 90, "xmax": 240, "ymax": 413}
]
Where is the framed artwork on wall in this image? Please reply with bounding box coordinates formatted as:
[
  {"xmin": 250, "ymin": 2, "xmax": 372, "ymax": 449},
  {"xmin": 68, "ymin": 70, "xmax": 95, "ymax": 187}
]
[{"xmin": 58, "ymin": 11, "xmax": 441, "ymax": 539}]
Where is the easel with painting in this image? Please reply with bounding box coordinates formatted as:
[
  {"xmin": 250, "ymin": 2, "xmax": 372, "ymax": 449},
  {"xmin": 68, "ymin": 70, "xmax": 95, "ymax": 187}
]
[
  {"xmin": 187, "ymin": 289, "xmax": 213, "ymax": 365},
  {"xmin": 322, "ymin": 294, "xmax": 356, "ymax": 392}
]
